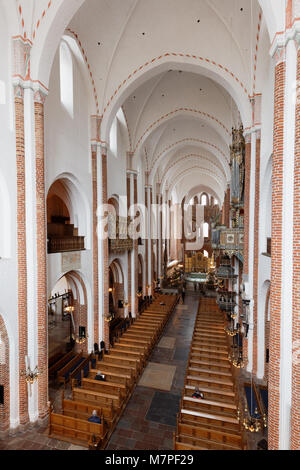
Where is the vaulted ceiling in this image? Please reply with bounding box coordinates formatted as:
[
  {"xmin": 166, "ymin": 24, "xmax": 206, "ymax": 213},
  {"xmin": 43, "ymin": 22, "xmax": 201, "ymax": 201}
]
[{"xmin": 11, "ymin": 0, "xmax": 276, "ymax": 203}]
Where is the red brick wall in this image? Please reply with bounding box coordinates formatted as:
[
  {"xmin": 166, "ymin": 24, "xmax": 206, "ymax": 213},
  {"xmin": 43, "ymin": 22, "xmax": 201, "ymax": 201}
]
[
  {"xmin": 34, "ymin": 97, "xmax": 48, "ymax": 420},
  {"xmin": 0, "ymin": 316, "xmax": 10, "ymax": 435},
  {"xmin": 92, "ymin": 148, "xmax": 99, "ymax": 345},
  {"xmin": 127, "ymin": 176, "xmax": 132, "ymax": 312},
  {"xmin": 115, "ymin": 282, "xmax": 125, "ymax": 317},
  {"xmin": 134, "ymin": 177, "xmax": 138, "ymax": 313},
  {"xmin": 15, "ymin": 91, "xmax": 29, "ymax": 426},
  {"xmin": 269, "ymin": 58, "xmax": 286, "ymax": 450},
  {"xmin": 145, "ymin": 188, "xmax": 149, "ymax": 291},
  {"xmin": 102, "ymin": 151, "xmax": 110, "ymax": 348},
  {"xmin": 151, "ymin": 190, "xmax": 154, "ymax": 292},
  {"xmin": 291, "ymin": 47, "xmax": 300, "ymax": 450},
  {"xmin": 70, "ymin": 272, "xmax": 88, "ymax": 355},
  {"xmin": 264, "ymin": 286, "xmax": 271, "ymax": 382},
  {"xmin": 243, "ymin": 138, "xmax": 252, "ymax": 276}
]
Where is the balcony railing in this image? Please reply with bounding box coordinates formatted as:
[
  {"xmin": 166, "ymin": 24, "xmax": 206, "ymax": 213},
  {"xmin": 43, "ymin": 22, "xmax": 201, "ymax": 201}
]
[
  {"xmin": 48, "ymin": 237, "xmax": 85, "ymax": 254},
  {"xmin": 108, "ymin": 214, "xmax": 134, "ymax": 253}
]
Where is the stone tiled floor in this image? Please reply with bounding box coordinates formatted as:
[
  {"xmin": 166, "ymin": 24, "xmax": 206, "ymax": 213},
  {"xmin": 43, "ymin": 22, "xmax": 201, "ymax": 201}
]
[
  {"xmin": 0, "ymin": 294, "xmax": 199, "ymax": 451},
  {"xmin": 106, "ymin": 293, "xmax": 200, "ymax": 450}
]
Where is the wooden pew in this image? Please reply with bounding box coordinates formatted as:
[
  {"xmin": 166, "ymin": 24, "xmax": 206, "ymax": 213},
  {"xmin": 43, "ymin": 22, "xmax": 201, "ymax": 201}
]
[
  {"xmin": 186, "ymin": 374, "xmax": 234, "ymax": 392},
  {"xmin": 175, "ymin": 433, "xmax": 241, "ymax": 450},
  {"xmin": 184, "ymin": 385, "xmax": 235, "ymax": 404},
  {"xmin": 180, "ymin": 409, "xmax": 241, "ymax": 434},
  {"xmin": 181, "ymin": 396, "xmax": 237, "ymax": 417},
  {"xmin": 62, "ymin": 398, "xmax": 113, "ymax": 422},
  {"xmin": 72, "ymin": 387, "xmax": 121, "ymax": 411},
  {"xmin": 49, "ymin": 412, "xmax": 105, "ymax": 448},
  {"xmin": 80, "ymin": 377, "xmax": 128, "ymax": 400},
  {"xmin": 89, "ymin": 368, "xmax": 132, "ymax": 388},
  {"xmin": 96, "ymin": 361, "xmax": 136, "ymax": 382},
  {"xmin": 187, "ymin": 366, "xmax": 233, "ymax": 381},
  {"xmin": 114, "ymin": 342, "xmax": 148, "ymax": 357},
  {"xmin": 57, "ymin": 353, "xmax": 83, "ymax": 386},
  {"xmin": 177, "ymin": 421, "xmax": 243, "ymax": 449},
  {"xmin": 102, "ymin": 354, "xmax": 142, "ymax": 375},
  {"xmin": 123, "ymin": 332, "xmax": 156, "ymax": 349},
  {"xmin": 189, "ymin": 358, "xmax": 231, "ymax": 372},
  {"xmin": 117, "ymin": 338, "xmax": 151, "ymax": 356},
  {"xmin": 48, "ymin": 350, "xmax": 74, "ymax": 377},
  {"xmin": 49, "ymin": 293, "xmax": 179, "ymax": 449},
  {"xmin": 109, "ymin": 348, "xmax": 146, "ymax": 367},
  {"xmin": 175, "ymin": 297, "xmax": 244, "ymax": 451}
]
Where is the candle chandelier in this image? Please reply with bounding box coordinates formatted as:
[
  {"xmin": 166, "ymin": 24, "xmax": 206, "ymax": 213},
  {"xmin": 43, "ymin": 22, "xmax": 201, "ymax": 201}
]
[
  {"xmin": 20, "ymin": 366, "xmax": 41, "ymax": 385},
  {"xmin": 20, "ymin": 357, "xmax": 43, "ymax": 385},
  {"xmin": 242, "ymin": 373, "xmax": 261, "ymax": 433}
]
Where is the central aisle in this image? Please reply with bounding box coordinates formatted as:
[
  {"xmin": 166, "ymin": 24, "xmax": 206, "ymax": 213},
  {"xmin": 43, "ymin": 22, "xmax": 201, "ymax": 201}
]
[{"xmin": 107, "ymin": 293, "xmax": 201, "ymax": 451}]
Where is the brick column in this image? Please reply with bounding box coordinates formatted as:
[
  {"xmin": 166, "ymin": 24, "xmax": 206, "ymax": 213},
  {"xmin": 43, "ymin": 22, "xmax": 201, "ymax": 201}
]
[
  {"xmin": 243, "ymin": 135, "xmax": 252, "ymax": 276},
  {"xmin": 157, "ymin": 190, "xmax": 163, "ymax": 280},
  {"xmin": 34, "ymin": 90, "xmax": 48, "ymax": 420},
  {"xmin": 101, "ymin": 146, "xmax": 110, "ymax": 347},
  {"xmin": 269, "ymin": 48, "xmax": 286, "ymax": 450},
  {"xmin": 92, "ymin": 145, "xmax": 99, "ymax": 345},
  {"xmin": 127, "ymin": 169, "xmax": 138, "ymax": 316},
  {"xmin": 14, "ymin": 85, "xmax": 29, "ymax": 427},
  {"xmin": 132, "ymin": 173, "xmax": 138, "ymax": 314},
  {"xmin": 252, "ymin": 131, "xmax": 261, "ymax": 377},
  {"xmin": 145, "ymin": 185, "xmax": 153, "ymax": 295},
  {"xmin": 127, "ymin": 173, "xmax": 132, "ymax": 313},
  {"xmin": 0, "ymin": 316, "xmax": 10, "ymax": 435},
  {"xmin": 291, "ymin": 41, "xmax": 300, "ymax": 451},
  {"xmin": 91, "ymin": 117, "xmax": 108, "ymax": 347}
]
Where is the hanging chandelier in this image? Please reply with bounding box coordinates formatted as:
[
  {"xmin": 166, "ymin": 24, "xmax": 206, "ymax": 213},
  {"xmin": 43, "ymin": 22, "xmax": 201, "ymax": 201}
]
[
  {"xmin": 243, "ymin": 411, "xmax": 261, "ymax": 433},
  {"xmin": 232, "ymin": 354, "xmax": 247, "ymax": 369},
  {"xmin": 242, "ymin": 371, "xmax": 261, "ymax": 433},
  {"xmin": 225, "ymin": 325, "xmax": 239, "ymax": 337},
  {"xmin": 21, "ymin": 366, "xmax": 42, "ymax": 385}
]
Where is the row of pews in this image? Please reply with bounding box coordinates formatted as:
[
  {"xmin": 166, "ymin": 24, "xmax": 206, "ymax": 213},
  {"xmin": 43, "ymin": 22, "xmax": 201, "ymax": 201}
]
[
  {"xmin": 48, "ymin": 293, "xmax": 179, "ymax": 450},
  {"xmin": 49, "ymin": 350, "xmax": 92, "ymax": 387},
  {"xmin": 174, "ymin": 297, "xmax": 247, "ymax": 450}
]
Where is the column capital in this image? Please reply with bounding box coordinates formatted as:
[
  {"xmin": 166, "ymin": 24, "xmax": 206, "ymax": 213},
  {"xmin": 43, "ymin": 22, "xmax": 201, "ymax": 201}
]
[
  {"xmin": 101, "ymin": 143, "xmax": 107, "ymax": 155},
  {"xmin": 270, "ymin": 21, "xmax": 300, "ymax": 60},
  {"xmin": 90, "ymin": 115, "xmax": 102, "ymax": 143},
  {"xmin": 127, "ymin": 169, "xmax": 138, "ymax": 177},
  {"xmin": 245, "ymin": 126, "xmax": 261, "ymax": 142},
  {"xmin": 126, "ymin": 151, "xmax": 135, "ymax": 170},
  {"xmin": 12, "ymin": 36, "xmax": 48, "ymax": 95},
  {"xmin": 34, "ymin": 90, "xmax": 47, "ymax": 105},
  {"xmin": 250, "ymin": 94, "xmax": 262, "ymax": 128},
  {"xmin": 13, "ymin": 85, "xmax": 24, "ymax": 100},
  {"xmin": 91, "ymin": 141, "xmax": 107, "ymax": 154}
]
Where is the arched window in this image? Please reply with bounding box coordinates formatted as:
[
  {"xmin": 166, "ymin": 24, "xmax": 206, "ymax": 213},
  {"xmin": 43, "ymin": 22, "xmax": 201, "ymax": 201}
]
[
  {"xmin": 201, "ymin": 194, "xmax": 208, "ymax": 206},
  {"xmin": 60, "ymin": 41, "xmax": 74, "ymax": 117},
  {"xmin": 109, "ymin": 116, "xmax": 118, "ymax": 156},
  {"xmin": 203, "ymin": 222, "xmax": 209, "ymax": 238}
]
